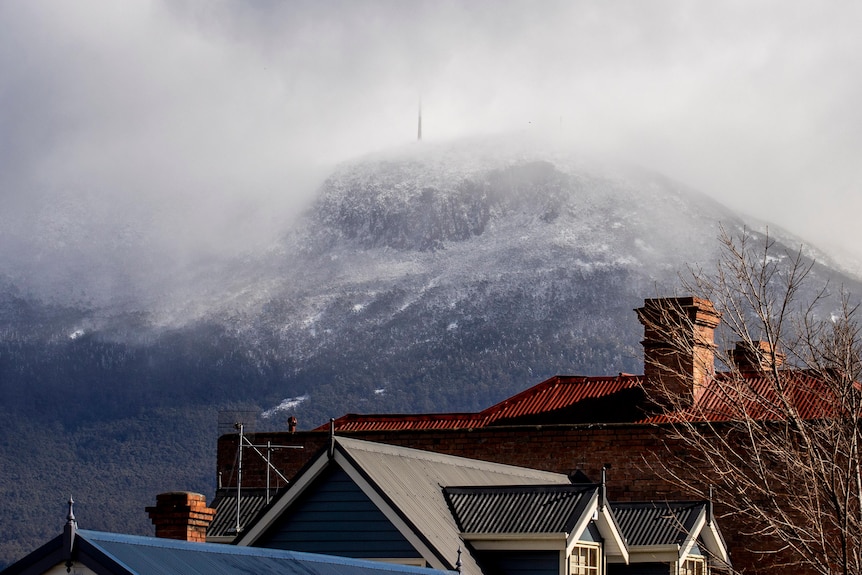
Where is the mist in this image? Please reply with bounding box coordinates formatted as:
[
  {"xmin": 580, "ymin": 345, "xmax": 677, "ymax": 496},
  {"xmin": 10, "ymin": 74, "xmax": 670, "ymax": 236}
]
[{"xmin": 2, "ymin": 0, "xmax": 862, "ymax": 306}]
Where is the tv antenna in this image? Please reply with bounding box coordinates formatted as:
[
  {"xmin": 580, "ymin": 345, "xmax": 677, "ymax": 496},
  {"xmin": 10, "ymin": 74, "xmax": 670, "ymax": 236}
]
[{"xmin": 230, "ymin": 420, "xmax": 304, "ymax": 535}]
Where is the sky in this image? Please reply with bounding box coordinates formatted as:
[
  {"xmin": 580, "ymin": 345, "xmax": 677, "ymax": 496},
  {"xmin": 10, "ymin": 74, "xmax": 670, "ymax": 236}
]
[{"xmin": 2, "ymin": 0, "xmax": 862, "ymax": 301}]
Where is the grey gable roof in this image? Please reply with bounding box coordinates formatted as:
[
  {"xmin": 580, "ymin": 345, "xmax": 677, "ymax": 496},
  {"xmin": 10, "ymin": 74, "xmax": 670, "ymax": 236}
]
[
  {"xmin": 443, "ymin": 484, "xmax": 599, "ymax": 534},
  {"xmin": 237, "ymin": 437, "xmax": 572, "ymax": 575},
  {"xmin": 1, "ymin": 528, "xmax": 455, "ymax": 575}
]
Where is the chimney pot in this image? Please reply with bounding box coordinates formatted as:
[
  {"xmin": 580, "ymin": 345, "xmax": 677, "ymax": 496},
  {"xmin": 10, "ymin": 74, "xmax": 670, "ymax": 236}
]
[{"xmin": 730, "ymin": 340, "xmax": 784, "ymax": 372}]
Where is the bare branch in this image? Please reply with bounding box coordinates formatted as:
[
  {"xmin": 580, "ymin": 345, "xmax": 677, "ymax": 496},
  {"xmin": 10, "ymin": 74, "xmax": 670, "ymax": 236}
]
[{"xmin": 647, "ymin": 229, "xmax": 862, "ymax": 575}]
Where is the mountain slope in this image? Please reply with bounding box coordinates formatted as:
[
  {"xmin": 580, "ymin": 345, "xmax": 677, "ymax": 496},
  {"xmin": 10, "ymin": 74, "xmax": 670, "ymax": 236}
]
[{"xmin": 0, "ymin": 138, "xmax": 858, "ymax": 567}]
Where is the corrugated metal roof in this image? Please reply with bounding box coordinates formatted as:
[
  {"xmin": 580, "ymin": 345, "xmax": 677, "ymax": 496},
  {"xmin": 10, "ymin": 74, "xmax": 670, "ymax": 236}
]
[
  {"xmin": 482, "ymin": 375, "xmax": 641, "ymax": 424},
  {"xmin": 612, "ymin": 502, "xmax": 705, "ymax": 547},
  {"xmin": 317, "ymin": 367, "xmax": 852, "ymax": 430},
  {"xmin": 318, "ymin": 375, "xmax": 643, "ymax": 432},
  {"xmin": 207, "ymin": 488, "xmax": 273, "ymax": 538},
  {"xmin": 319, "ymin": 413, "xmax": 490, "ymax": 432},
  {"xmin": 443, "ymin": 485, "xmax": 597, "ymax": 534},
  {"xmin": 642, "ymin": 371, "xmax": 847, "ymax": 424},
  {"xmin": 56, "ymin": 529, "xmax": 455, "ymax": 575}
]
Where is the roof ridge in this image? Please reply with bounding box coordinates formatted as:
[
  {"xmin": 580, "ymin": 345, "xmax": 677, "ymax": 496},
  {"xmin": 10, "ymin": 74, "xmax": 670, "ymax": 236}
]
[{"xmin": 335, "ymin": 436, "xmax": 568, "ymax": 480}]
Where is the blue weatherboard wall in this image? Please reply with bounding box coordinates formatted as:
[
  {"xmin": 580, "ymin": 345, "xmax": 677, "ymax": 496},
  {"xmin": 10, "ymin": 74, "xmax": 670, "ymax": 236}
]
[{"xmin": 256, "ymin": 466, "xmax": 422, "ymax": 560}]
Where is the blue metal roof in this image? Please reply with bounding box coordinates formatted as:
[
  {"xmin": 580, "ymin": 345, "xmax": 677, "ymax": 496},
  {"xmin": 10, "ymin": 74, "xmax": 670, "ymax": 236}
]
[
  {"xmin": 78, "ymin": 530, "xmax": 451, "ymax": 575},
  {"xmin": 1, "ymin": 528, "xmax": 454, "ymax": 575}
]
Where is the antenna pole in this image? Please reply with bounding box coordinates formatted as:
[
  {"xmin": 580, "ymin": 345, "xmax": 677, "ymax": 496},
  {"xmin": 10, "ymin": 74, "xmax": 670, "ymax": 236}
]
[
  {"xmin": 708, "ymin": 484, "xmax": 714, "ymax": 525},
  {"xmin": 417, "ymin": 98, "xmax": 422, "ymax": 142},
  {"xmin": 266, "ymin": 441, "xmax": 272, "ymax": 505},
  {"xmin": 235, "ymin": 422, "xmax": 244, "ymax": 534},
  {"xmin": 600, "ymin": 464, "xmax": 610, "ymax": 511},
  {"xmin": 328, "ymin": 418, "xmax": 336, "ymax": 458}
]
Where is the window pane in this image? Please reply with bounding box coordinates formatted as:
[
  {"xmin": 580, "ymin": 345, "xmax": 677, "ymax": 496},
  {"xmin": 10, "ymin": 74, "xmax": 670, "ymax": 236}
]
[{"xmin": 570, "ymin": 545, "xmax": 600, "ymax": 575}]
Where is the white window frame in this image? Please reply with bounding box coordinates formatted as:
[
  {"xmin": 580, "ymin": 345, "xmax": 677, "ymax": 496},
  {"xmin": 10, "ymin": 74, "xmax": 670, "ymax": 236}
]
[
  {"xmin": 570, "ymin": 542, "xmax": 602, "ymax": 575},
  {"xmin": 677, "ymin": 556, "xmax": 707, "ymax": 575}
]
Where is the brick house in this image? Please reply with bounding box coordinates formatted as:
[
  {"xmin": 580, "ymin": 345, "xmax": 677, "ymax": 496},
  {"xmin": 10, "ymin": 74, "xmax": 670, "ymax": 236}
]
[{"xmin": 212, "ymin": 296, "xmax": 842, "ymax": 574}]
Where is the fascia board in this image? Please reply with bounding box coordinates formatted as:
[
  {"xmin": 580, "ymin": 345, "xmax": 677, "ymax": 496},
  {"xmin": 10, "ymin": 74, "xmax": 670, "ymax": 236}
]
[
  {"xmin": 234, "ymin": 450, "xmax": 330, "ymax": 546},
  {"xmin": 1, "ymin": 535, "xmax": 65, "ymax": 575},
  {"xmin": 464, "ymin": 533, "xmax": 567, "ymax": 551},
  {"xmin": 594, "ymin": 505, "xmax": 629, "ymax": 564},
  {"xmin": 679, "ymin": 509, "xmax": 706, "ymax": 560},
  {"xmin": 333, "ymin": 449, "xmax": 451, "ymax": 571},
  {"xmin": 699, "ymin": 520, "xmax": 731, "ymax": 565},
  {"xmin": 625, "ymin": 545, "xmax": 680, "ymax": 563},
  {"xmin": 564, "ymin": 491, "xmax": 597, "ymax": 550}
]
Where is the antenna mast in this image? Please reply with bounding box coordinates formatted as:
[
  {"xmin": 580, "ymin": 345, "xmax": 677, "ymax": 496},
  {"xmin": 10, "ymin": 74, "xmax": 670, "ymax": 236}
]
[
  {"xmin": 235, "ymin": 422, "xmax": 244, "ymax": 535},
  {"xmin": 417, "ymin": 98, "xmax": 422, "ymax": 142}
]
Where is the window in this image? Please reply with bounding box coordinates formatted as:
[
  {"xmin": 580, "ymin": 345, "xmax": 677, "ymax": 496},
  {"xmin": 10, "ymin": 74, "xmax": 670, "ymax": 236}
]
[
  {"xmin": 679, "ymin": 557, "xmax": 706, "ymax": 575},
  {"xmin": 570, "ymin": 543, "xmax": 600, "ymax": 575}
]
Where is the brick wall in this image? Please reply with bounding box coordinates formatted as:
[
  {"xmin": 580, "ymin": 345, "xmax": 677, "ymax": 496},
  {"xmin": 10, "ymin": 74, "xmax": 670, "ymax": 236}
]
[{"xmin": 146, "ymin": 491, "xmax": 215, "ymax": 542}]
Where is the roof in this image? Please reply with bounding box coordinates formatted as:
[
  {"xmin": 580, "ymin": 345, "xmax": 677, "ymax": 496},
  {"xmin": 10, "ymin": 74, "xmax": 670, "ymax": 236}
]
[
  {"xmin": 207, "ymin": 488, "xmax": 273, "ymax": 539},
  {"xmin": 644, "ymin": 370, "xmax": 851, "ymax": 424},
  {"xmin": 612, "ymin": 501, "xmax": 730, "ymax": 566},
  {"xmin": 613, "ymin": 502, "xmax": 705, "ymax": 547},
  {"xmin": 1, "ymin": 527, "xmax": 455, "ymax": 575},
  {"xmin": 320, "ymin": 368, "xmax": 855, "ymax": 431},
  {"xmin": 318, "ymin": 374, "xmax": 645, "ymax": 432},
  {"xmin": 442, "ymin": 482, "xmax": 628, "ymax": 562},
  {"xmin": 237, "ymin": 437, "xmax": 573, "ymax": 575},
  {"xmin": 316, "ymin": 412, "xmax": 490, "ymax": 432},
  {"xmin": 443, "ymin": 484, "xmax": 598, "ymax": 534}
]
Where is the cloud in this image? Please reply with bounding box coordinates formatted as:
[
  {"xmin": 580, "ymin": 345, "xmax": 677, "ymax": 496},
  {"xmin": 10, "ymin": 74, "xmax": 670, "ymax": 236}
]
[{"xmin": 1, "ymin": 0, "xmax": 861, "ymax": 303}]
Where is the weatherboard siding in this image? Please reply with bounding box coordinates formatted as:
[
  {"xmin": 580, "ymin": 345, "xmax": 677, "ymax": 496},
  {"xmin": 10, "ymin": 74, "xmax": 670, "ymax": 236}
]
[{"xmin": 256, "ymin": 467, "xmax": 421, "ymax": 559}]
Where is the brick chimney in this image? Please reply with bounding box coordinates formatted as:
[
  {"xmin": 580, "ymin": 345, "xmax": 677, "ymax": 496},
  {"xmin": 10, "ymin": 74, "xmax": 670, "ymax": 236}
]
[
  {"xmin": 730, "ymin": 340, "xmax": 785, "ymax": 373},
  {"xmin": 636, "ymin": 297, "xmax": 721, "ymax": 405},
  {"xmin": 146, "ymin": 492, "xmax": 215, "ymax": 542}
]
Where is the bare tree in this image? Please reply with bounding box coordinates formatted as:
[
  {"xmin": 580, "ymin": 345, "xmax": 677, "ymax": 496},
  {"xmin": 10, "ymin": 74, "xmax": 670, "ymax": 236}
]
[{"xmin": 642, "ymin": 228, "xmax": 862, "ymax": 575}]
